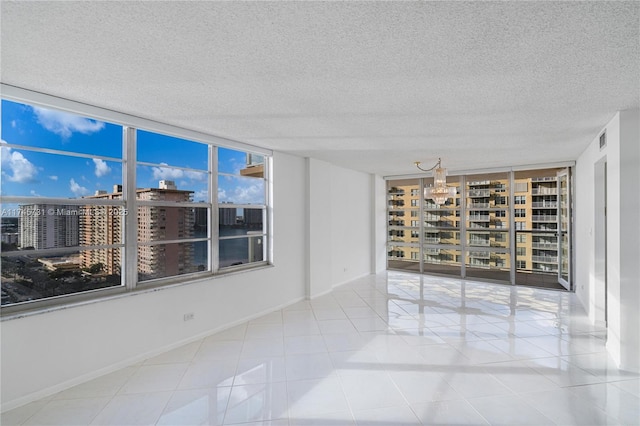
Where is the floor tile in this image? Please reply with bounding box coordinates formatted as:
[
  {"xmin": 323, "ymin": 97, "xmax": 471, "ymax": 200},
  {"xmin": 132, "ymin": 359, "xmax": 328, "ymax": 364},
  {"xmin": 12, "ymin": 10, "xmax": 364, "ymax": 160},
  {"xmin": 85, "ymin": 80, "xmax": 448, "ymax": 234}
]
[
  {"xmin": 234, "ymin": 357, "xmax": 288, "ymax": 385},
  {"xmin": 287, "ymin": 377, "xmax": 350, "ymax": 418},
  {"xmin": 118, "ymin": 363, "xmax": 189, "ymax": 394},
  {"xmin": 23, "ymin": 397, "xmax": 110, "ymax": 425},
  {"xmin": 223, "ymin": 382, "xmax": 288, "ymax": 425},
  {"xmin": 142, "ymin": 341, "xmax": 202, "ymax": 365},
  {"xmin": 90, "ymin": 392, "xmax": 172, "ymax": 425},
  {"xmin": 412, "ymin": 399, "xmax": 490, "ymax": 425},
  {"xmin": 467, "ymin": 394, "xmax": 554, "ymax": 425},
  {"xmin": 178, "ymin": 359, "xmax": 237, "ymax": 389},
  {"xmin": 352, "ymin": 405, "xmax": 421, "ymax": 425},
  {"xmin": 157, "ymin": 387, "xmax": 231, "ymax": 425},
  {"xmin": 53, "ymin": 367, "xmax": 138, "ymax": 400},
  {"xmin": 285, "ymin": 353, "xmax": 335, "ymax": 381},
  {"xmin": 339, "ymin": 371, "xmax": 408, "ymax": 411}
]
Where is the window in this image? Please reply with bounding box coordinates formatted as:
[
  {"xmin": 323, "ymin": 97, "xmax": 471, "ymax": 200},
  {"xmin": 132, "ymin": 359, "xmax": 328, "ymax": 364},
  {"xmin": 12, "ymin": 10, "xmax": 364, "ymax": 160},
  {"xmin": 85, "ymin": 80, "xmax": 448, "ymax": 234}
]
[
  {"xmin": 514, "ymin": 182, "xmax": 528, "ymax": 193},
  {"xmin": 516, "ymin": 233, "xmax": 527, "ymax": 243},
  {"xmin": 517, "ymin": 247, "xmax": 526, "ymax": 256},
  {"xmin": 1, "ymin": 95, "xmax": 271, "ymax": 312},
  {"xmin": 495, "ymin": 211, "xmax": 506, "ymax": 218},
  {"xmin": 218, "ymin": 147, "xmax": 267, "ymax": 269},
  {"xmin": 411, "ymin": 199, "xmax": 419, "ymax": 207},
  {"xmin": 515, "ymin": 222, "xmax": 526, "ymax": 230},
  {"xmin": 411, "ymin": 211, "xmax": 419, "ymax": 217},
  {"xmin": 517, "ymin": 260, "xmax": 527, "ymax": 269},
  {"xmin": 515, "ymin": 195, "xmax": 526, "ymax": 204},
  {"xmin": 515, "ymin": 209, "xmax": 526, "ymax": 218}
]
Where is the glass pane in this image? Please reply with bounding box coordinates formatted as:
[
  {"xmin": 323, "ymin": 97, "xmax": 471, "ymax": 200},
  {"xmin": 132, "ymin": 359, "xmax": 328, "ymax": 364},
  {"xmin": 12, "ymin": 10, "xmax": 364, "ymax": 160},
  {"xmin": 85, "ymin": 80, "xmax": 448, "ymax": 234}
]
[
  {"xmin": 465, "ymin": 250, "xmax": 510, "ymax": 282},
  {"xmin": 138, "ymin": 241, "xmax": 208, "ymax": 281},
  {"xmin": 218, "ymin": 147, "xmax": 264, "ymax": 177},
  {"xmin": 559, "ymin": 174, "xmax": 570, "ymax": 283},
  {"xmin": 387, "ymin": 244, "xmax": 420, "ymax": 272},
  {"xmin": 1, "ymin": 99, "xmax": 122, "ymax": 157},
  {"xmin": 0, "ymin": 149, "xmax": 122, "ymax": 198},
  {"xmin": 466, "ymin": 172, "xmax": 509, "ymax": 209},
  {"xmin": 513, "ymin": 168, "xmax": 563, "ymax": 287},
  {"xmin": 0, "ymin": 204, "xmax": 125, "ymax": 250},
  {"xmin": 423, "ymin": 248, "xmax": 461, "ymax": 277},
  {"xmin": 1, "ymin": 248, "xmax": 122, "ymax": 305},
  {"xmin": 465, "ymin": 173, "xmax": 510, "ymax": 283},
  {"xmin": 219, "ymin": 235, "xmax": 265, "ymax": 269},
  {"xmin": 219, "ymin": 208, "xmax": 264, "ymax": 235},
  {"xmin": 423, "ymin": 229, "xmax": 460, "ymax": 246},
  {"xmin": 137, "ymin": 206, "xmax": 206, "ymax": 242},
  {"xmin": 137, "ymin": 130, "xmax": 208, "ymax": 170},
  {"xmin": 218, "ymin": 175, "xmax": 265, "ymax": 205},
  {"xmin": 136, "ymin": 165, "xmax": 207, "ymax": 202}
]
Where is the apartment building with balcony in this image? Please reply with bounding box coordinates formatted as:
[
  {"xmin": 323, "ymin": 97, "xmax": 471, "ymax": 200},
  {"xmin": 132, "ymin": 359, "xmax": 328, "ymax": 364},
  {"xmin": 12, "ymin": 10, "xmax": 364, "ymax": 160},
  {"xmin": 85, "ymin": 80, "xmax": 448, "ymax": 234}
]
[
  {"xmin": 18, "ymin": 204, "xmax": 79, "ymax": 250},
  {"xmin": 81, "ymin": 182, "xmax": 195, "ymax": 280}
]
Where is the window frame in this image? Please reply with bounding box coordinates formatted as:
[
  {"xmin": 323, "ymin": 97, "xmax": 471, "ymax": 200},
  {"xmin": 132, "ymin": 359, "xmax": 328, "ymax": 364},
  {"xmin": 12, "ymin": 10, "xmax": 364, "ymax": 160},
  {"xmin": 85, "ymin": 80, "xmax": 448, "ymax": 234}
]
[{"xmin": 1, "ymin": 86, "xmax": 273, "ymax": 316}]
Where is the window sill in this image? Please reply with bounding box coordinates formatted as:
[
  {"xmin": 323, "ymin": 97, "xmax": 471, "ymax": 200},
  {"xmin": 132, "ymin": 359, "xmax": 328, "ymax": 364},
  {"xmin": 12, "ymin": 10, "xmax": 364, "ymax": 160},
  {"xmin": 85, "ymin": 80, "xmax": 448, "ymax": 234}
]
[{"xmin": 1, "ymin": 262, "xmax": 274, "ymax": 322}]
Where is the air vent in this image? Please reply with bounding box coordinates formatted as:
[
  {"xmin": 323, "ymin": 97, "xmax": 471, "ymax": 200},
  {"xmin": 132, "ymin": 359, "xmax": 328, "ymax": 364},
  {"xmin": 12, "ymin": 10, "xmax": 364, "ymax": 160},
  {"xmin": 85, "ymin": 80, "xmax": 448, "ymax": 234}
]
[{"xmin": 599, "ymin": 131, "xmax": 607, "ymax": 150}]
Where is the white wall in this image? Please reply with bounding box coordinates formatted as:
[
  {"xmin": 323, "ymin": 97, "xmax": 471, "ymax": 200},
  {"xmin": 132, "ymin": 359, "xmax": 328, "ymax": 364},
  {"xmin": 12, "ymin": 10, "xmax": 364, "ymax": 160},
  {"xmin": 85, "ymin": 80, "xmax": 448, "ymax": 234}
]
[
  {"xmin": 306, "ymin": 158, "xmax": 375, "ymax": 297},
  {"xmin": 575, "ymin": 109, "xmax": 640, "ymax": 372},
  {"xmin": 0, "ymin": 151, "xmax": 309, "ymax": 410}
]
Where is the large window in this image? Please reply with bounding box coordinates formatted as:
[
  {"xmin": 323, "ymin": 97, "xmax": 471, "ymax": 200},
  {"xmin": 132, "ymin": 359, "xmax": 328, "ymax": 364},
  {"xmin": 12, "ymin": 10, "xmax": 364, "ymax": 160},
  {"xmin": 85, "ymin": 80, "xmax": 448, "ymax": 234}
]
[
  {"xmin": 387, "ymin": 166, "xmax": 571, "ymax": 289},
  {"xmin": 1, "ymin": 94, "xmax": 271, "ymax": 312}
]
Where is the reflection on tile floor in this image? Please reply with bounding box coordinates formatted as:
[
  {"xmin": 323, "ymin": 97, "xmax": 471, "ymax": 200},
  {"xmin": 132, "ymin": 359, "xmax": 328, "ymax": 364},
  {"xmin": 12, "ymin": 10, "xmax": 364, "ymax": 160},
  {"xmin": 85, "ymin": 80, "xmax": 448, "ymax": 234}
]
[{"xmin": 3, "ymin": 272, "xmax": 639, "ymax": 425}]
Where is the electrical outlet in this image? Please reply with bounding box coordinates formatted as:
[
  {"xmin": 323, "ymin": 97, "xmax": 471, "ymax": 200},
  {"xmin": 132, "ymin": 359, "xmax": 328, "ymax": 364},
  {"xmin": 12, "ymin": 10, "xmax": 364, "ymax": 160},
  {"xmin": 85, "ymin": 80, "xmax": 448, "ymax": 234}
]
[{"xmin": 183, "ymin": 313, "xmax": 195, "ymax": 321}]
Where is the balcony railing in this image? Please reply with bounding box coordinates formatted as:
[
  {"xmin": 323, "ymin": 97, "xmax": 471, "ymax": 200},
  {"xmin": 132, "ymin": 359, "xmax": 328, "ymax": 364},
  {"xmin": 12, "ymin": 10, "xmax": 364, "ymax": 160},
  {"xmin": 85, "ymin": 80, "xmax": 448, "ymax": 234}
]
[
  {"xmin": 532, "ymin": 241, "xmax": 557, "ymax": 249},
  {"xmin": 468, "ymin": 251, "xmax": 490, "ymax": 259},
  {"xmin": 468, "ymin": 202, "xmax": 490, "ymax": 209},
  {"xmin": 532, "ymin": 215, "xmax": 558, "ymax": 222},
  {"xmin": 531, "ymin": 188, "xmax": 557, "ymax": 195},
  {"xmin": 468, "ymin": 215, "xmax": 490, "ymax": 221},
  {"xmin": 468, "ymin": 239, "xmax": 490, "ymax": 247},
  {"xmin": 532, "ymin": 255, "xmax": 558, "ymax": 263},
  {"xmin": 424, "ymin": 237, "xmax": 441, "ymax": 244},
  {"xmin": 468, "ymin": 189, "xmax": 491, "ymax": 197},
  {"xmin": 532, "ymin": 201, "xmax": 558, "ymax": 208}
]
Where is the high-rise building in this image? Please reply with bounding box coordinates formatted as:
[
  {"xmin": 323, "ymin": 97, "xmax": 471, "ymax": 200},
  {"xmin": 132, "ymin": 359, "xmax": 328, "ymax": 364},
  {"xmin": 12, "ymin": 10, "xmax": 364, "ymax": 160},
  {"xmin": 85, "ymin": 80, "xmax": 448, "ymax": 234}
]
[
  {"xmin": 387, "ymin": 170, "xmax": 561, "ymax": 282},
  {"xmin": 81, "ymin": 183, "xmax": 195, "ymax": 279},
  {"xmin": 18, "ymin": 204, "xmax": 79, "ymax": 249},
  {"xmin": 79, "ymin": 186, "xmax": 123, "ymax": 275}
]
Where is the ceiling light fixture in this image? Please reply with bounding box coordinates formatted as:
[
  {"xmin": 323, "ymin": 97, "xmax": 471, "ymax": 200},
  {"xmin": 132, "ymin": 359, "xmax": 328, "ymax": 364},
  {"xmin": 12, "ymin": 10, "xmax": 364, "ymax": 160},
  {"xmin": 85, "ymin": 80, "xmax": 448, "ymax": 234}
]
[{"xmin": 415, "ymin": 158, "xmax": 457, "ymax": 206}]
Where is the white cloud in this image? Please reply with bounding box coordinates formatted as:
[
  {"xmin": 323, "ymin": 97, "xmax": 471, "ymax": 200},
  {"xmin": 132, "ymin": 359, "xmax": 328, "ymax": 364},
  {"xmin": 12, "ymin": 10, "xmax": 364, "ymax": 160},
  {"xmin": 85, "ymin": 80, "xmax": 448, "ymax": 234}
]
[
  {"xmin": 1, "ymin": 140, "xmax": 39, "ymax": 183},
  {"xmin": 185, "ymin": 170, "xmax": 207, "ymax": 181},
  {"xmin": 32, "ymin": 107, "xmax": 105, "ymax": 139},
  {"xmin": 152, "ymin": 163, "xmax": 184, "ymax": 181},
  {"xmin": 48, "ymin": 175, "xmax": 59, "ymax": 181},
  {"xmin": 93, "ymin": 158, "xmax": 111, "ymax": 177},
  {"xmin": 218, "ymin": 188, "xmax": 227, "ymax": 201},
  {"xmin": 69, "ymin": 178, "xmax": 89, "ymax": 196},
  {"xmin": 30, "ymin": 190, "xmax": 41, "ymax": 197},
  {"xmin": 194, "ymin": 189, "xmax": 209, "ymax": 201},
  {"xmin": 218, "ymin": 184, "xmax": 263, "ymax": 204},
  {"xmin": 11, "ymin": 120, "xmax": 16, "ymax": 128}
]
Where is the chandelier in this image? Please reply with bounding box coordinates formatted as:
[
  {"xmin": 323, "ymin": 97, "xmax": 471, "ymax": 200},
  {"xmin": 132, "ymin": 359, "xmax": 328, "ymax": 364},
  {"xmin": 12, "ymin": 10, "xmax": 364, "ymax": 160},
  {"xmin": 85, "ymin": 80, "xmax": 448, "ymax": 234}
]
[{"xmin": 415, "ymin": 158, "xmax": 456, "ymax": 206}]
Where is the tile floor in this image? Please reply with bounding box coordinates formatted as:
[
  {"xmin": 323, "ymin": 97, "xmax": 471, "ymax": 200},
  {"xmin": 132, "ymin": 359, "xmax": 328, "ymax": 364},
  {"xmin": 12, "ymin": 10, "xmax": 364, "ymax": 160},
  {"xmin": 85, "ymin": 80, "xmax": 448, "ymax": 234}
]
[{"xmin": 2, "ymin": 272, "xmax": 639, "ymax": 425}]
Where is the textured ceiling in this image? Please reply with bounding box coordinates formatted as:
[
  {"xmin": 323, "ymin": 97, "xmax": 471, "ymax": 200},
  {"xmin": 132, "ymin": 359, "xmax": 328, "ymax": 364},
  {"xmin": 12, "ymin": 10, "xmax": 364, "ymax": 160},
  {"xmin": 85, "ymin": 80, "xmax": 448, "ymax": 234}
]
[{"xmin": 1, "ymin": 1, "xmax": 638, "ymax": 176}]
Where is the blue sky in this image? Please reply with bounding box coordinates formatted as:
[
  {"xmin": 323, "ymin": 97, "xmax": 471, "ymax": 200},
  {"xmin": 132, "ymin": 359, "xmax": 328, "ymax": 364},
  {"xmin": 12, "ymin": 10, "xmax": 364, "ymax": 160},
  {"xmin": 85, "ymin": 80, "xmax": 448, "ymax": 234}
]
[{"xmin": 1, "ymin": 100, "xmax": 264, "ymax": 213}]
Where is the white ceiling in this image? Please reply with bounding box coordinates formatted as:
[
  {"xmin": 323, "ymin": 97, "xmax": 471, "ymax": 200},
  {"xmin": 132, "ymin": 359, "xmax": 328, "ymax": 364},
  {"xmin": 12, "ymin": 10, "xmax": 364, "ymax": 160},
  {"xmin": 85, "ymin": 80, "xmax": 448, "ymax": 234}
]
[{"xmin": 1, "ymin": 1, "xmax": 638, "ymax": 176}]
